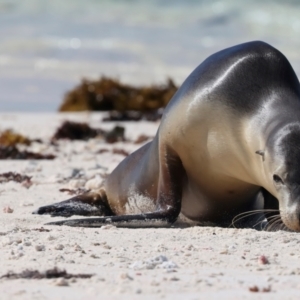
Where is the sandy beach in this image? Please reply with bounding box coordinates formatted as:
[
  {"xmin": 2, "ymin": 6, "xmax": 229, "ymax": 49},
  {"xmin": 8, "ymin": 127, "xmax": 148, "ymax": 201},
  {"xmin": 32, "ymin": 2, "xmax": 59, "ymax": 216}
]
[{"xmin": 0, "ymin": 112, "xmax": 299, "ymax": 299}]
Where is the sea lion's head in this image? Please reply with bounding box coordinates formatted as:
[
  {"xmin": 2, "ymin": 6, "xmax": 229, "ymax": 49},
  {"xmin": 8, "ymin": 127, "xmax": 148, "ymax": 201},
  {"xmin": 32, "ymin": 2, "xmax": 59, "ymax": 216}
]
[{"xmin": 262, "ymin": 123, "xmax": 300, "ymax": 231}]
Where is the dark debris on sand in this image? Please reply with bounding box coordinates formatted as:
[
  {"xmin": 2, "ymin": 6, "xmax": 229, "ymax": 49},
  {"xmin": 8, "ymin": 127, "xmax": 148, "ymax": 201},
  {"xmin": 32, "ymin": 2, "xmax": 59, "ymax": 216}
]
[
  {"xmin": 0, "ymin": 172, "xmax": 32, "ymax": 184},
  {"xmin": 105, "ymin": 126, "xmax": 125, "ymax": 143},
  {"xmin": 0, "ymin": 145, "xmax": 55, "ymax": 160},
  {"xmin": 32, "ymin": 227, "xmax": 51, "ymax": 232},
  {"xmin": 97, "ymin": 148, "xmax": 129, "ymax": 156},
  {"xmin": 0, "ymin": 267, "xmax": 93, "ymax": 280},
  {"xmin": 52, "ymin": 121, "xmax": 125, "ymax": 143},
  {"xmin": 0, "ymin": 129, "xmax": 53, "ymax": 160},
  {"xmin": 59, "ymin": 77, "xmax": 177, "ymax": 113},
  {"xmin": 52, "ymin": 121, "xmax": 101, "ymax": 141},
  {"xmin": 102, "ymin": 109, "xmax": 163, "ymax": 122}
]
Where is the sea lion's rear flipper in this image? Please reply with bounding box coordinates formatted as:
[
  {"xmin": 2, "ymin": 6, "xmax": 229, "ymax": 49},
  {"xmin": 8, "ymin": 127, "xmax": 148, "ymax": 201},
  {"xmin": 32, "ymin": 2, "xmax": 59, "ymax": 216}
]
[
  {"xmin": 45, "ymin": 212, "xmax": 173, "ymax": 228},
  {"xmin": 36, "ymin": 146, "xmax": 185, "ymax": 228},
  {"xmin": 33, "ymin": 189, "xmax": 113, "ymax": 217}
]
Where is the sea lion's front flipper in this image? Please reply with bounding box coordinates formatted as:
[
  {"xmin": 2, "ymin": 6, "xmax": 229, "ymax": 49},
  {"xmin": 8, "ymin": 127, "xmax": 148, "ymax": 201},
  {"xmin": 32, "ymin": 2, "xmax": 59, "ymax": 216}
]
[{"xmin": 33, "ymin": 190, "xmax": 112, "ymax": 217}]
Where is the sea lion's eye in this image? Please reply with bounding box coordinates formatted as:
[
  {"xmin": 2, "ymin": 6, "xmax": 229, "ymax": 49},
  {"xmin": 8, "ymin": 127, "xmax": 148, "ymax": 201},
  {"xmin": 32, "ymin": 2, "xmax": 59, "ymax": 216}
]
[{"xmin": 273, "ymin": 174, "xmax": 284, "ymax": 185}]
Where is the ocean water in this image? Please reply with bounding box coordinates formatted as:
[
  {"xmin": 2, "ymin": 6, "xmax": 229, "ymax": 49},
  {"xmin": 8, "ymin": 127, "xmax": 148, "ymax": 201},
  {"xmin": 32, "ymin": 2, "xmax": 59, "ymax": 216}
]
[{"xmin": 1, "ymin": 0, "xmax": 300, "ymax": 111}]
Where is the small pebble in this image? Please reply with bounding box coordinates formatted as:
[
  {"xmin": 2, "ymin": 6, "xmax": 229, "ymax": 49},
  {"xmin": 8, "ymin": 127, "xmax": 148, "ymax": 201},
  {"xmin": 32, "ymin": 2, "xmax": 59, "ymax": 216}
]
[
  {"xmin": 249, "ymin": 285, "xmax": 259, "ymax": 292},
  {"xmin": 258, "ymin": 255, "xmax": 269, "ymax": 265},
  {"xmin": 55, "ymin": 244, "xmax": 64, "ymax": 250},
  {"xmin": 54, "ymin": 278, "xmax": 69, "ymax": 286},
  {"xmin": 3, "ymin": 206, "xmax": 14, "ymax": 213},
  {"xmin": 35, "ymin": 245, "xmax": 45, "ymax": 251},
  {"xmin": 119, "ymin": 272, "xmax": 133, "ymax": 280},
  {"xmin": 74, "ymin": 245, "xmax": 82, "ymax": 251},
  {"xmin": 102, "ymin": 244, "xmax": 112, "ymax": 249},
  {"xmin": 47, "ymin": 235, "xmax": 56, "ymax": 241},
  {"xmin": 169, "ymin": 276, "xmax": 180, "ymax": 281}
]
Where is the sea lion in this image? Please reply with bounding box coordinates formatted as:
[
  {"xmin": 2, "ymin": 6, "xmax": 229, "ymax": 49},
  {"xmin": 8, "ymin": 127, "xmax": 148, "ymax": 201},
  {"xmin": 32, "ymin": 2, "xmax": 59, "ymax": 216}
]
[{"xmin": 34, "ymin": 41, "xmax": 300, "ymax": 231}]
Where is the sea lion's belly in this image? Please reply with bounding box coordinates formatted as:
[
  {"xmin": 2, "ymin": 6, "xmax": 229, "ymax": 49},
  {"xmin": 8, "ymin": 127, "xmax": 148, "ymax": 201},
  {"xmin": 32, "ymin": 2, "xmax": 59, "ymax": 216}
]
[
  {"xmin": 180, "ymin": 172, "xmax": 261, "ymax": 222},
  {"xmin": 177, "ymin": 129, "xmax": 261, "ymax": 222}
]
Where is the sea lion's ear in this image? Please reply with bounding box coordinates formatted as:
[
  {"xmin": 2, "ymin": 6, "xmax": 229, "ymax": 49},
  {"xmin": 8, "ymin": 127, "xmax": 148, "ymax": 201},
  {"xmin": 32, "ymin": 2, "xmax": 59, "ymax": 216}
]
[{"xmin": 255, "ymin": 150, "xmax": 265, "ymax": 161}]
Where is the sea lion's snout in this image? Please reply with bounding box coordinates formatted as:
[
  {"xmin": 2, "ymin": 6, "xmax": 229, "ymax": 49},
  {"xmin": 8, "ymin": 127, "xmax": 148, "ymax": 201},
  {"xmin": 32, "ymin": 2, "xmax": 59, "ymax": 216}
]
[{"xmin": 279, "ymin": 189, "xmax": 300, "ymax": 232}]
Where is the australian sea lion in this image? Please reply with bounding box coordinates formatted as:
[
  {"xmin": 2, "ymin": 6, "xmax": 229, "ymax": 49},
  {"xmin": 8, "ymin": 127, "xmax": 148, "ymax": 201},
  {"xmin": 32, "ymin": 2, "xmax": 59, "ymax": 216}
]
[{"xmin": 34, "ymin": 41, "xmax": 300, "ymax": 231}]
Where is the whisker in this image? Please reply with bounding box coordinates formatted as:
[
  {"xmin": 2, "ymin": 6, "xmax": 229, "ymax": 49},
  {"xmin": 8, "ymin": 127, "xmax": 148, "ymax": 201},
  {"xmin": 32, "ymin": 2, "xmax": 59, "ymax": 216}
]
[
  {"xmin": 231, "ymin": 209, "xmax": 279, "ymax": 229},
  {"xmin": 252, "ymin": 216, "xmax": 268, "ymax": 230},
  {"xmin": 266, "ymin": 216, "xmax": 282, "ymax": 231}
]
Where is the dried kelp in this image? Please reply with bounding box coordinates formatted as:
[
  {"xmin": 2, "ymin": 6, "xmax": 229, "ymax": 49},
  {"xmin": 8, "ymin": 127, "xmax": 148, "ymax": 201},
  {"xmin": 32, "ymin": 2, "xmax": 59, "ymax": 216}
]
[
  {"xmin": 0, "ymin": 130, "xmax": 31, "ymax": 146},
  {"xmin": 102, "ymin": 110, "xmax": 163, "ymax": 122},
  {"xmin": 112, "ymin": 148, "xmax": 129, "ymax": 156},
  {"xmin": 52, "ymin": 121, "xmax": 101, "ymax": 141},
  {"xmin": 1, "ymin": 267, "xmax": 93, "ymax": 280},
  {"xmin": 0, "ymin": 146, "xmax": 55, "ymax": 160},
  {"xmin": 52, "ymin": 121, "xmax": 125, "ymax": 143},
  {"xmin": 105, "ymin": 126, "xmax": 125, "ymax": 143},
  {"xmin": 59, "ymin": 77, "xmax": 177, "ymax": 112},
  {"xmin": 32, "ymin": 227, "xmax": 51, "ymax": 232},
  {"xmin": 0, "ymin": 172, "xmax": 31, "ymax": 184}
]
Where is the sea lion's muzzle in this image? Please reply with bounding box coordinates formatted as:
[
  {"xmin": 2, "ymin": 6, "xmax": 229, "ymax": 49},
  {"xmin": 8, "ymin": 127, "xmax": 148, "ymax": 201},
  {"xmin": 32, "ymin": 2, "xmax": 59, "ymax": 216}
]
[{"xmin": 279, "ymin": 189, "xmax": 300, "ymax": 231}]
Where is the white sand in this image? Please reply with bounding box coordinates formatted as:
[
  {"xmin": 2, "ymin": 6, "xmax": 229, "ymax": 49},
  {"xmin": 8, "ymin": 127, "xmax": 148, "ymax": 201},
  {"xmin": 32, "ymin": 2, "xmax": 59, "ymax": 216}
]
[{"xmin": 0, "ymin": 113, "xmax": 300, "ymax": 300}]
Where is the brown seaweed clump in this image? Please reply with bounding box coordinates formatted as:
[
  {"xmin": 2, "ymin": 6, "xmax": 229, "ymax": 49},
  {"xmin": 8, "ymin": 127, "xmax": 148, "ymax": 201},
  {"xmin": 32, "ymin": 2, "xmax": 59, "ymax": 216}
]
[
  {"xmin": 0, "ymin": 130, "xmax": 31, "ymax": 146},
  {"xmin": 105, "ymin": 126, "xmax": 125, "ymax": 143},
  {"xmin": 102, "ymin": 109, "xmax": 163, "ymax": 122},
  {"xmin": 52, "ymin": 121, "xmax": 101, "ymax": 141},
  {"xmin": 0, "ymin": 145, "xmax": 55, "ymax": 160},
  {"xmin": 0, "ymin": 172, "xmax": 31, "ymax": 184},
  {"xmin": 52, "ymin": 121, "xmax": 125, "ymax": 143},
  {"xmin": 59, "ymin": 77, "xmax": 177, "ymax": 112},
  {"xmin": 0, "ymin": 129, "xmax": 51, "ymax": 160}
]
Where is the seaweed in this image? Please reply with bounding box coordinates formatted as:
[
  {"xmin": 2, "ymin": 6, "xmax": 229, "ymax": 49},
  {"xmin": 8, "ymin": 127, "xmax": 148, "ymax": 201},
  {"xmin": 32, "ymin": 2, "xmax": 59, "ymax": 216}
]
[
  {"xmin": 97, "ymin": 148, "xmax": 129, "ymax": 156},
  {"xmin": 105, "ymin": 126, "xmax": 125, "ymax": 143},
  {"xmin": 52, "ymin": 121, "xmax": 101, "ymax": 141},
  {"xmin": 59, "ymin": 77, "xmax": 177, "ymax": 112},
  {"xmin": 112, "ymin": 148, "xmax": 129, "ymax": 156},
  {"xmin": 0, "ymin": 146, "xmax": 55, "ymax": 160},
  {"xmin": 1, "ymin": 267, "xmax": 93, "ymax": 280},
  {"xmin": 0, "ymin": 172, "xmax": 31, "ymax": 184},
  {"xmin": 52, "ymin": 121, "xmax": 125, "ymax": 143},
  {"xmin": 32, "ymin": 227, "xmax": 51, "ymax": 232},
  {"xmin": 97, "ymin": 148, "xmax": 109, "ymax": 154},
  {"xmin": 102, "ymin": 109, "xmax": 163, "ymax": 122},
  {"xmin": 0, "ymin": 130, "xmax": 31, "ymax": 146}
]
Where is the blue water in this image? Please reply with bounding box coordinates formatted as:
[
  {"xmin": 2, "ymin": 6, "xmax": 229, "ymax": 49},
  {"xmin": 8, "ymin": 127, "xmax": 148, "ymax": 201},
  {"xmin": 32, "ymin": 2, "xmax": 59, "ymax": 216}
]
[{"xmin": 1, "ymin": 0, "xmax": 300, "ymax": 111}]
